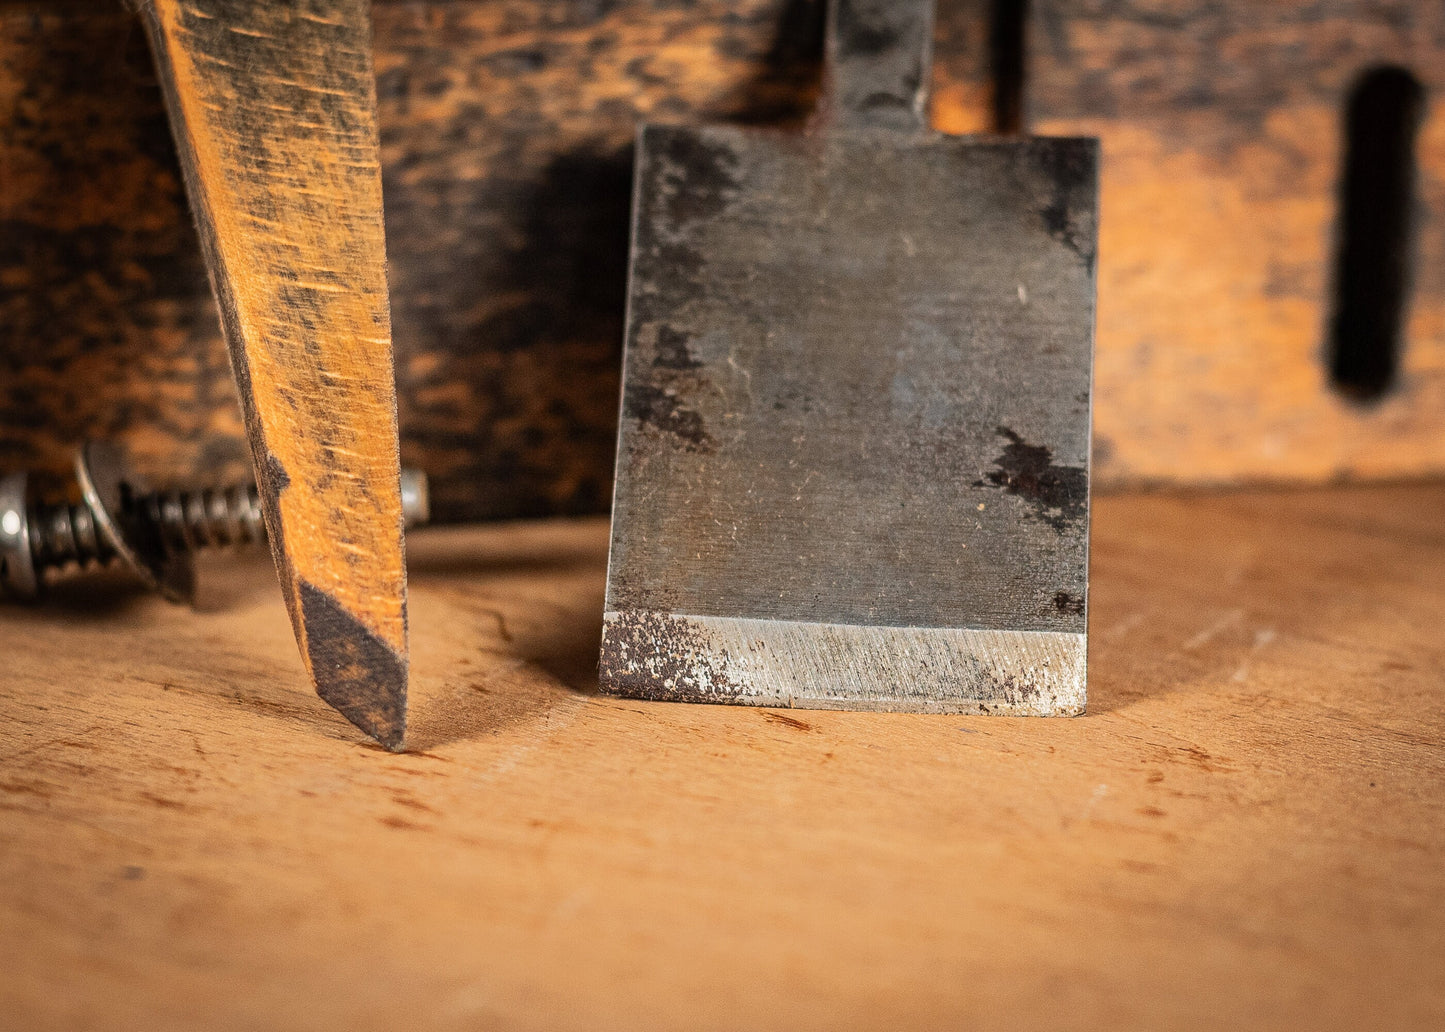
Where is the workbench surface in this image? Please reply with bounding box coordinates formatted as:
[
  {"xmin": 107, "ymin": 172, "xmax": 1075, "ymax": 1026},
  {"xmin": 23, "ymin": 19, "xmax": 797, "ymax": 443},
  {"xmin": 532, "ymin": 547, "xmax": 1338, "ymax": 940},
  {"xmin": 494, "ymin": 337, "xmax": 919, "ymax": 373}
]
[{"xmin": 2, "ymin": 485, "xmax": 1442, "ymax": 1030}]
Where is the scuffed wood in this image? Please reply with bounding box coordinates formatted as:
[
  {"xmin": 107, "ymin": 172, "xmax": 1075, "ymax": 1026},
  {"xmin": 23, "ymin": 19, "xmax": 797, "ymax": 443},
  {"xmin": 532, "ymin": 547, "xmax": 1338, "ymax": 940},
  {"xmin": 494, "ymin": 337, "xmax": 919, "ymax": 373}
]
[
  {"xmin": 1029, "ymin": 0, "xmax": 1445, "ymax": 486},
  {"xmin": 139, "ymin": 0, "xmax": 408, "ymax": 746},
  {"xmin": 1, "ymin": 484, "xmax": 1443, "ymax": 1028}
]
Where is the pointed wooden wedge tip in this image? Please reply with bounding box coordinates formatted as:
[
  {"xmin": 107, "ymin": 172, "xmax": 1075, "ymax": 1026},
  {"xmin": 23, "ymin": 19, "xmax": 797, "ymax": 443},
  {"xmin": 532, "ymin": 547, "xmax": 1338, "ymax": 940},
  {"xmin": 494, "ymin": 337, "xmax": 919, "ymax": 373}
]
[{"xmin": 302, "ymin": 582, "xmax": 408, "ymax": 751}]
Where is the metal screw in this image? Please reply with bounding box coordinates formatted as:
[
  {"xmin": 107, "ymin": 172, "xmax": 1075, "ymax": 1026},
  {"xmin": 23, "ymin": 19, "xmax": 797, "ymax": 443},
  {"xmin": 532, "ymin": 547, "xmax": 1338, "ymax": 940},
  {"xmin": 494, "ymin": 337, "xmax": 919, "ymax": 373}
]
[{"xmin": 0, "ymin": 442, "xmax": 430, "ymax": 604}]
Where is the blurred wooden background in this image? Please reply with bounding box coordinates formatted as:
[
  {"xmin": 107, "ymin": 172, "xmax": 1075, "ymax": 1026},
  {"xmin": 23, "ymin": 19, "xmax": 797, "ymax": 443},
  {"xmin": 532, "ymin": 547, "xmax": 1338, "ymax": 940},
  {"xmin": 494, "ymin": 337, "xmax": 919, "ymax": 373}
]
[{"xmin": 2, "ymin": 0, "xmax": 1444, "ymax": 522}]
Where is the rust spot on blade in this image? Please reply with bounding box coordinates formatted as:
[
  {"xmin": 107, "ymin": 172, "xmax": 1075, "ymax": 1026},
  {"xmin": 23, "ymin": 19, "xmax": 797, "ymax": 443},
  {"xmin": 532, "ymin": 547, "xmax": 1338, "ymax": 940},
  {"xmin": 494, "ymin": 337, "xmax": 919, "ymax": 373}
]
[
  {"xmin": 624, "ymin": 384, "xmax": 712, "ymax": 452},
  {"xmin": 992, "ymin": 666, "xmax": 1042, "ymax": 706},
  {"xmin": 834, "ymin": 3, "xmax": 899, "ymax": 59},
  {"xmin": 1028, "ymin": 137, "xmax": 1097, "ymax": 269},
  {"xmin": 301, "ymin": 580, "xmax": 408, "ymax": 750},
  {"xmin": 979, "ymin": 427, "xmax": 1086, "ymax": 534},
  {"xmin": 599, "ymin": 610, "xmax": 745, "ymax": 703},
  {"xmin": 623, "ymin": 320, "xmax": 713, "ymax": 452},
  {"xmin": 653, "ymin": 130, "xmax": 741, "ymax": 227},
  {"xmin": 1052, "ymin": 591, "xmax": 1085, "ymax": 615},
  {"xmin": 653, "ymin": 325, "xmax": 703, "ymax": 370}
]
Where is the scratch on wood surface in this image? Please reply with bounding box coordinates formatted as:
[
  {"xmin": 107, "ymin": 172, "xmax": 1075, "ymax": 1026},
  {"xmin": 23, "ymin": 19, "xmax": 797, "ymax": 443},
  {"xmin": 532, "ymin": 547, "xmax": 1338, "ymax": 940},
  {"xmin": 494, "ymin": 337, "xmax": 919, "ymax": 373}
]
[
  {"xmin": 1231, "ymin": 628, "xmax": 1277, "ymax": 683},
  {"xmin": 761, "ymin": 710, "xmax": 813, "ymax": 731},
  {"xmin": 1082, "ymin": 783, "xmax": 1108, "ymax": 818},
  {"xmin": 1183, "ymin": 609, "xmax": 1244, "ymax": 651},
  {"xmin": 1099, "ymin": 611, "xmax": 1147, "ymax": 640}
]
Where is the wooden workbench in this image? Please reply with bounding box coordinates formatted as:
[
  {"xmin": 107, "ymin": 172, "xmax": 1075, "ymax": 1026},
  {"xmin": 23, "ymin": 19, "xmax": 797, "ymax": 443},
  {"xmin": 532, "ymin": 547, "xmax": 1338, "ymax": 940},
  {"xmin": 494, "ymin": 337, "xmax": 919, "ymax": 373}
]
[{"xmin": 2, "ymin": 485, "xmax": 1442, "ymax": 1030}]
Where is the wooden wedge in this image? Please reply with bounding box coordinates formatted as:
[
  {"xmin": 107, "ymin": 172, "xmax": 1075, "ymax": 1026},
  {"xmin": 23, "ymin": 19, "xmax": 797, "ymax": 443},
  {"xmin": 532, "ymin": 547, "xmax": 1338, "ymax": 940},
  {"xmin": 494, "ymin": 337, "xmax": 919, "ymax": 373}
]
[{"xmin": 139, "ymin": 0, "xmax": 408, "ymax": 748}]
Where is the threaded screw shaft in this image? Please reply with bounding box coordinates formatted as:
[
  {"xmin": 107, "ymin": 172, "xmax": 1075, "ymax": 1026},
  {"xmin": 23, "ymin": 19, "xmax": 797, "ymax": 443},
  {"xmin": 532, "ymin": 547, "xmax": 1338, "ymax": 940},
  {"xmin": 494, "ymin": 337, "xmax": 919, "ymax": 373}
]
[
  {"xmin": 27, "ymin": 499, "xmax": 117, "ymax": 574},
  {"xmin": 24, "ymin": 483, "xmax": 269, "ymax": 578},
  {"xmin": 145, "ymin": 483, "xmax": 269, "ymax": 554},
  {"xmin": 0, "ymin": 451, "xmax": 429, "ymax": 601}
]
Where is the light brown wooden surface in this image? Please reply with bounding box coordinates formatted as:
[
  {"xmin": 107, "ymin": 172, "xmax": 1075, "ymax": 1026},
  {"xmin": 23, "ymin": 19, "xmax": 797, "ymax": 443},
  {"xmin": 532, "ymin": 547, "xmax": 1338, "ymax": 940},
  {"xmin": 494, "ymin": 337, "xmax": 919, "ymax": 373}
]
[
  {"xmin": 140, "ymin": 0, "xmax": 409, "ymax": 744},
  {"xmin": 2, "ymin": 484, "xmax": 1443, "ymax": 1030}
]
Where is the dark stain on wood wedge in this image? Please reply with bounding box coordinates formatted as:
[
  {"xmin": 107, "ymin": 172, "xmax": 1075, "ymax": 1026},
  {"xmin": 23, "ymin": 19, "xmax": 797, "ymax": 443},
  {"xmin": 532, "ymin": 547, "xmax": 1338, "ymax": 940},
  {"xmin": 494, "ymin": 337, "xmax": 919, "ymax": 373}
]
[
  {"xmin": 299, "ymin": 581, "xmax": 408, "ymax": 751},
  {"xmin": 137, "ymin": 0, "xmax": 409, "ymax": 749}
]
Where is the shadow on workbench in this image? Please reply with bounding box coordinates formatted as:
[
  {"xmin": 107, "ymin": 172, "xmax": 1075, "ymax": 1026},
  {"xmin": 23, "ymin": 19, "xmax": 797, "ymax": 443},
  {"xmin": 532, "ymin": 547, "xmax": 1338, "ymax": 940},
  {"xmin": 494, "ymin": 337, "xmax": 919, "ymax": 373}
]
[
  {"xmin": 3, "ymin": 568, "xmax": 155, "ymax": 617},
  {"xmin": 10, "ymin": 485, "xmax": 1431, "ymax": 755},
  {"xmin": 390, "ymin": 483, "xmax": 1445, "ymax": 745},
  {"xmin": 1083, "ymin": 483, "xmax": 1442, "ymax": 715},
  {"xmin": 402, "ymin": 520, "xmax": 610, "ymax": 750}
]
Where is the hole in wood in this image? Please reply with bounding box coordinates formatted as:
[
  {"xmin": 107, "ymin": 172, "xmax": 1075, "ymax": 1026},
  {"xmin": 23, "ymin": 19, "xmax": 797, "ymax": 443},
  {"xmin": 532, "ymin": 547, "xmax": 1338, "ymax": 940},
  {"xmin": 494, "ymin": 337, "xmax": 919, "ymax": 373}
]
[
  {"xmin": 1329, "ymin": 65, "xmax": 1425, "ymax": 402},
  {"xmin": 990, "ymin": 0, "xmax": 1027, "ymax": 134}
]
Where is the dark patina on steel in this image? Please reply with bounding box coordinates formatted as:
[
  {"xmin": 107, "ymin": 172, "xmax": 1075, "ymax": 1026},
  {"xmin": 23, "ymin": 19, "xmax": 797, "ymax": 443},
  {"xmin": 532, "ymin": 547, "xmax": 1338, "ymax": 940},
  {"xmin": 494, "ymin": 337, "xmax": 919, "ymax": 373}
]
[{"xmin": 602, "ymin": 0, "xmax": 1098, "ymax": 714}]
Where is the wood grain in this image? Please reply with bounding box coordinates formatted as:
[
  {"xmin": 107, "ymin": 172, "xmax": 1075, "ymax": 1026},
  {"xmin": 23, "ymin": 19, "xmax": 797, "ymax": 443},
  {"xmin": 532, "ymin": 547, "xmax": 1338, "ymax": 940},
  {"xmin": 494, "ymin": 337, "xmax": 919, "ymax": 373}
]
[
  {"xmin": 139, "ymin": 0, "xmax": 409, "ymax": 745},
  {"xmin": 0, "ymin": 0, "xmax": 984, "ymax": 518},
  {"xmin": 1026, "ymin": 0, "xmax": 1445, "ymax": 486},
  {"xmin": 0, "ymin": 5, "xmax": 250, "ymax": 496},
  {"xmin": 1, "ymin": 482, "xmax": 1442, "ymax": 1029}
]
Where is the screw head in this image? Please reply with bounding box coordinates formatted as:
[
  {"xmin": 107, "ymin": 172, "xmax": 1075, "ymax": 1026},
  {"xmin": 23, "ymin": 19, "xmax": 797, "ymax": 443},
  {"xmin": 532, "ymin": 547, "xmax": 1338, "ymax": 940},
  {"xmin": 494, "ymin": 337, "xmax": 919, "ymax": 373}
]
[
  {"xmin": 75, "ymin": 442, "xmax": 196, "ymax": 604},
  {"xmin": 0, "ymin": 471, "xmax": 38, "ymax": 598}
]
